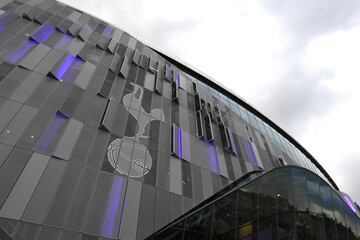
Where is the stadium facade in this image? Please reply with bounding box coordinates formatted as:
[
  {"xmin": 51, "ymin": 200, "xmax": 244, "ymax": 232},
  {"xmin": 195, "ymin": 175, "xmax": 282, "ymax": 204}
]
[{"xmin": 0, "ymin": 0, "xmax": 358, "ymax": 239}]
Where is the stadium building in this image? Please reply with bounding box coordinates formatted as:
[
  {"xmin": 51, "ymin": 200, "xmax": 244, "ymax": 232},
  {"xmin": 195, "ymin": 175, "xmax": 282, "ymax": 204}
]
[{"xmin": 0, "ymin": 0, "xmax": 358, "ymax": 239}]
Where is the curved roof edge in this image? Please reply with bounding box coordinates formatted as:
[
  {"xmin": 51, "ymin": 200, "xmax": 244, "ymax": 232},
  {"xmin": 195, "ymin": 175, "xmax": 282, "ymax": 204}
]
[
  {"xmin": 58, "ymin": 0, "xmax": 339, "ymax": 191},
  {"xmin": 148, "ymin": 45, "xmax": 340, "ymax": 191}
]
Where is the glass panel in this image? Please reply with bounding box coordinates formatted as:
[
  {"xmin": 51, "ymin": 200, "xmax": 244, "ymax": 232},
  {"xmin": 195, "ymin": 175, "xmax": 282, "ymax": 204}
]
[
  {"xmin": 293, "ymin": 168, "xmax": 311, "ymax": 238},
  {"xmin": 275, "ymin": 169, "xmax": 296, "ymax": 240},
  {"xmin": 257, "ymin": 173, "xmax": 277, "ymax": 239},
  {"xmin": 184, "ymin": 205, "xmax": 213, "ymax": 240},
  {"xmin": 212, "ymin": 192, "xmax": 236, "ymax": 239}
]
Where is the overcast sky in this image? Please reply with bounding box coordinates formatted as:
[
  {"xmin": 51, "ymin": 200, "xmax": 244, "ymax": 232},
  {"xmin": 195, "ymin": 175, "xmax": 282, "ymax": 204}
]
[{"xmin": 60, "ymin": 0, "xmax": 360, "ymax": 202}]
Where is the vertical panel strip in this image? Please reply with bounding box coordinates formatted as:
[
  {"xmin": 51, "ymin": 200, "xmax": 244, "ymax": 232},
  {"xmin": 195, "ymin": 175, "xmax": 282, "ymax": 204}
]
[
  {"xmin": 53, "ymin": 119, "xmax": 83, "ymax": 160},
  {"xmin": 0, "ymin": 153, "xmax": 50, "ymax": 219},
  {"xmin": 119, "ymin": 179, "xmax": 142, "ymax": 240},
  {"xmin": 22, "ymin": 158, "xmax": 66, "ymax": 224}
]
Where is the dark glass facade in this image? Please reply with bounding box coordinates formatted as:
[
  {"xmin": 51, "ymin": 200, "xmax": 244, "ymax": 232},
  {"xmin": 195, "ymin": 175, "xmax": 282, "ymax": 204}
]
[
  {"xmin": 0, "ymin": 0, "xmax": 358, "ymax": 239},
  {"xmin": 148, "ymin": 167, "xmax": 360, "ymax": 240}
]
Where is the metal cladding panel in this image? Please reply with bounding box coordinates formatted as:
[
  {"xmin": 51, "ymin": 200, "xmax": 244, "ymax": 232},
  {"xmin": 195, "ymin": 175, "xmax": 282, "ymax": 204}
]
[{"xmin": 0, "ymin": 1, "xmax": 354, "ymax": 240}]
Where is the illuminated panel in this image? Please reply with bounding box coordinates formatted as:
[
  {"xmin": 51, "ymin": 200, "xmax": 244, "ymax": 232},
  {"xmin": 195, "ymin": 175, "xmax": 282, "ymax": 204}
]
[
  {"xmin": 5, "ymin": 39, "xmax": 37, "ymax": 64},
  {"xmin": 30, "ymin": 24, "xmax": 55, "ymax": 43},
  {"xmin": 0, "ymin": 12, "xmax": 18, "ymax": 32},
  {"xmin": 208, "ymin": 142, "xmax": 220, "ymax": 174},
  {"xmin": 177, "ymin": 127, "xmax": 182, "ymax": 159},
  {"xmin": 48, "ymin": 54, "xmax": 76, "ymax": 80},
  {"xmin": 245, "ymin": 140, "xmax": 259, "ymax": 167},
  {"xmin": 102, "ymin": 175, "xmax": 125, "ymax": 238},
  {"xmin": 35, "ymin": 112, "xmax": 68, "ymax": 154},
  {"xmin": 341, "ymin": 192, "xmax": 358, "ymax": 214},
  {"xmin": 103, "ymin": 25, "xmax": 113, "ymax": 38}
]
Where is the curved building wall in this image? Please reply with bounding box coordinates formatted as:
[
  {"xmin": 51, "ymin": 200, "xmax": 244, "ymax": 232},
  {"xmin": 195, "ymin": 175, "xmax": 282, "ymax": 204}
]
[
  {"xmin": 148, "ymin": 167, "xmax": 360, "ymax": 239},
  {"xmin": 0, "ymin": 0, "xmax": 357, "ymax": 239}
]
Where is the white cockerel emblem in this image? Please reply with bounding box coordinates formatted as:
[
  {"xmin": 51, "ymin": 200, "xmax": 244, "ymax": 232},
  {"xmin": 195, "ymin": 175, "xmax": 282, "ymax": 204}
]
[{"xmin": 107, "ymin": 83, "xmax": 165, "ymax": 178}]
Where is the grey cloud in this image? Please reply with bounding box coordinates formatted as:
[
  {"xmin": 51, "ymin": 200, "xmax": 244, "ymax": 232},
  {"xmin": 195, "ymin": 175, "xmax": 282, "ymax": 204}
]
[
  {"xmin": 139, "ymin": 17, "xmax": 198, "ymax": 55},
  {"xmin": 258, "ymin": 63, "xmax": 346, "ymax": 136},
  {"xmin": 254, "ymin": 0, "xmax": 358, "ymax": 136},
  {"xmin": 331, "ymin": 154, "xmax": 360, "ymax": 203},
  {"xmin": 260, "ymin": 0, "xmax": 360, "ymax": 41}
]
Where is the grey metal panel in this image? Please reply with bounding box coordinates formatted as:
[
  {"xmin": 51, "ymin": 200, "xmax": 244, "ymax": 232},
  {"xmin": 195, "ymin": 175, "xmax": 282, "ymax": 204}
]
[
  {"xmin": 74, "ymin": 61, "xmax": 96, "ymax": 89},
  {"xmin": 119, "ymin": 179, "xmax": 142, "ymax": 240},
  {"xmin": 154, "ymin": 189, "xmax": 169, "ymax": 231},
  {"xmin": 136, "ymin": 184, "xmax": 156, "ymax": 240},
  {"xmin": 64, "ymin": 168, "xmax": 97, "ymax": 231},
  {"xmin": 143, "ymin": 71, "xmax": 155, "ymax": 91},
  {"xmin": 66, "ymin": 38, "xmax": 85, "ymax": 56},
  {"xmin": 53, "ymin": 118, "xmax": 83, "ymax": 160},
  {"xmin": 67, "ymin": 11, "xmax": 82, "ymax": 23},
  {"xmin": 0, "ymin": 105, "xmax": 38, "ymax": 146},
  {"xmin": 59, "ymin": 86, "xmax": 84, "ymax": 118},
  {"xmin": 0, "ymin": 143, "xmax": 12, "ymax": 168},
  {"xmin": 216, "ymin": 144, "xmax": 229, "ymax": 178},
  {"xmin": 0, "ymin": 148, "xmax": 32, "ymax": 208},
  {"xmin": 78, "ymin": 28, "xmax": 91, "ymax": 42},
  {"xmin": 0, "ymin": 1, "xmax": 11, "ymax": 8},
  {"xmin": 83, "ymin": 172, "xmax": 112, "ymax": 236},
  {"xmin": 68, "ymin": 23, "xmax": 82, "ymax": 37},
  {"xmin": 18, "ymin": 44, "xmax": 51, "ymax": 70},
  {"xmin": 0, "ymin": 153, "xmax": 50, "ymax": 220},
  {"xmin": 169, "ymin": 156, "xmax": 182, "ymax": 195},
  {"xmin": 109, "ymin": 53, "xmax": 121, "ymax": 74},
  {"xmin": 9, "ymin": 72, "xmax": 44, "ymax": 103},
  {"xmin": 34, "ymin": 49, "xmax": 63, "ymax": 75},
  {"xmin": 201, "ymin": 168, "xmax": 214, "ymax": 199},
  {"xmin": 21, "ymin": 158, "xmax": 66, "ymax": 224},
  {"xmin": 100, "ymin": 99, "xmax": 116, "ymax": 132},
  {"xmin": 0, "ymin": 99, "xmax": 22, "ymax": 133}
]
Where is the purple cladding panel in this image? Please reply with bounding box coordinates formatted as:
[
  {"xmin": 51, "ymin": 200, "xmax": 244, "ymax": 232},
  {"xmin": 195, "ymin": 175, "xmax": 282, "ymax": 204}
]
[
  {"xmin": 50, "ymin": 54, "xmax": 76, "ymax": 80},
  {"xmin": 103, "ymin": 25, "xmax": 113, "ymax": 38},
  {"xmin": 102, "ymin": 175, "xmax": 124, "ymax": 237},
  {"xmin": 30, "ymin": 24, "xmax": 55, "ymax": 43},
  {"xmin": 341, "ymin": 193, "xmax": 358, "ymax": 214},
  {"xmin": 207, "ymin": 142, "xmax": 220, "ymax": 174},
  {"xmin": 36, "ymin": 112, "xmax": 68, "ymax": 153},
  {"xmin": 61, "ymin": 57, "xmax": 83, "ymax": 83},
  {"xmin": 176, "ymin": 73, "xmax": 180, "ymax": 87},
  {"xmin": 5, "ymin": 39, "xmax": 37, "ymax": 64},
  {"xmin": 0, "ymin": 12, "xmax": 18, "ymax": 32},
  {"xmin": 177, "ymin": 127, "xmax": 182, "ymax": 159},
  {"xmin": 245, "ymin": 140, "xmax": 259, "ymax": 167}
]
